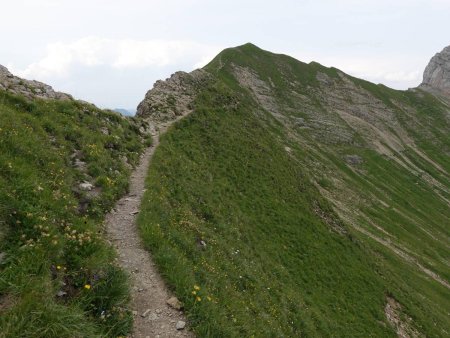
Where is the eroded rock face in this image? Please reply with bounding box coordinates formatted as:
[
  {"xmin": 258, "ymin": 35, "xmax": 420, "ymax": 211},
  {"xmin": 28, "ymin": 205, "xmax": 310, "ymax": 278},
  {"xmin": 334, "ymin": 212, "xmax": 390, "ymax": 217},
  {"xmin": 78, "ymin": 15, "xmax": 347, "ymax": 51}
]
[
  {"xmin": 136, "ymin": 69, "xmax": 211, "ymax": 126},
  {"xmin": 420, "ymin": 45, "xmax": 450, "ymax": 97},
  {"xmin": 0, "ymin": 64, "xmax": 72, "ymax": 100}
]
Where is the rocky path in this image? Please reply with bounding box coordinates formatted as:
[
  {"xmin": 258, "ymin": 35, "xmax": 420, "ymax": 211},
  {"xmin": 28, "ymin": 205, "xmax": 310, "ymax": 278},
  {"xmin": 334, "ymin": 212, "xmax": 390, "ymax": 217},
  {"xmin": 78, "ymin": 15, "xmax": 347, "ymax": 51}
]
[{"xmin": 105, "ymin": 125, "xmax": 194, "ymax": 338}]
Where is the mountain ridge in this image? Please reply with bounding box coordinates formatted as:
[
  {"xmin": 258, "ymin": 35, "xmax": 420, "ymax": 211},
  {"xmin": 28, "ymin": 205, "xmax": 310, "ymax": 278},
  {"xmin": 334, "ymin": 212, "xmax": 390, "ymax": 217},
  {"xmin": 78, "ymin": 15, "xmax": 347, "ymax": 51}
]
[
  {"xmin": 0, "ymin": 64, "xmax": 72, "ymax": 101},
  {"xmin": 136, "ymin": 43, "xmax": 450, "ymax": 337}
]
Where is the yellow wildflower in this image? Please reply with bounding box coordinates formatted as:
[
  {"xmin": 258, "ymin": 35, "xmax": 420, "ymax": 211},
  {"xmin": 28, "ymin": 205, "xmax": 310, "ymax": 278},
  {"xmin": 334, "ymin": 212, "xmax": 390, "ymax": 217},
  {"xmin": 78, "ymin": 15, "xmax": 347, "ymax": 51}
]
[
  {"xmin": 196, "ymin": 296, "xmax": 201, "ymax": 302},
  {"xmin": 193, "ymin": 285, "xmax": 200, "ymax": 290},
  {"xmin": 84, "ymin": 284, "xmax": 91, "ymax": 290}
]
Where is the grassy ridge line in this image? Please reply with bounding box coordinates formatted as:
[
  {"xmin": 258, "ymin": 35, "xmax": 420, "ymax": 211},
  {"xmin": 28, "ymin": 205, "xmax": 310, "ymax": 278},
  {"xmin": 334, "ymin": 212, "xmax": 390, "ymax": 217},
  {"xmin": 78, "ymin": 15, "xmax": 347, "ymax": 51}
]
[
  {"xmin": 218, "ymin": 42, "xmax": 450, "ymax": 318},
  {"xmin": 0, "ymin": 91, "xmax": 149, "ymax": 337},
  {"xmin": 138, "ymin": 83, "xmax": 396, "ymax": 337},
  {"xmin": 137, "ymin": 43, "xmax": 449, "ymax": 337}
]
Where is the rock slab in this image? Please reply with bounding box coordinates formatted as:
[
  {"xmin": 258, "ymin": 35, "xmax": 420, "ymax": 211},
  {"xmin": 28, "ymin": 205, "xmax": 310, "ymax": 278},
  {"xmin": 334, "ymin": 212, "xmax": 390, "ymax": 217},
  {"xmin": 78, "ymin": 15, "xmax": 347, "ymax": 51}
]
[{"xmin": 420, "ymin": 45, "xmax": 450, "ymax": 97}]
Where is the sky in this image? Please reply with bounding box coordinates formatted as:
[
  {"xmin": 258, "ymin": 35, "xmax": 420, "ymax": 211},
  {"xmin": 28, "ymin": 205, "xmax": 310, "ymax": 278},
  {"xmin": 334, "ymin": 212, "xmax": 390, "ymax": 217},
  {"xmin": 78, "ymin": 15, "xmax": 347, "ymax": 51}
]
[{"xmin": 1, "ymin": 0, "xmax": 449, "ymax": 110}]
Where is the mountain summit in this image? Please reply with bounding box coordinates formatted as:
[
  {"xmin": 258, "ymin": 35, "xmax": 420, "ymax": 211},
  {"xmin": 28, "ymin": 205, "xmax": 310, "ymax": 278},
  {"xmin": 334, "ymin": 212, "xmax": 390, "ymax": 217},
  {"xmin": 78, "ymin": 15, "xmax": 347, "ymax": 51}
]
[{"xmin": 420, "ymin": 45, "xmax": 450, "ymax": 97}]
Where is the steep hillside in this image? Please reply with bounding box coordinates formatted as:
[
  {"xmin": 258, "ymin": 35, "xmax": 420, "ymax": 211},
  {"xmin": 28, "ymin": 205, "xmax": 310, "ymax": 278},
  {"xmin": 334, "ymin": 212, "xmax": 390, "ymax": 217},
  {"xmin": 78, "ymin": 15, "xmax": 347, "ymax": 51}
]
[
  {"xmin": 137, "ymin": 44, "xmax": 450, "ymax": 337},
  {"xmin": 0, "ymin": 69, "xmax": 151, "ymax": 337}
]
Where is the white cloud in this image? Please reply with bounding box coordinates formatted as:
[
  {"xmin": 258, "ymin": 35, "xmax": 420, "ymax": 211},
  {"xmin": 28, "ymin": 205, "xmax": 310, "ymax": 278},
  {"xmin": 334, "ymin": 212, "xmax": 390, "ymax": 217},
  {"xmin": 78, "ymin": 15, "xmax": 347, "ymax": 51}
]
[
  {"xmin": 294, "ymin": 52, "xmax": 424, "ymax": 88},
  {"xmin": 383, "ymin": 71, "xmax": 421, "ymax": 82},
  {"xmin": 12, "ymin": 37, "xmax": 222, "ymax": 80},
  {"xmin": 336, "ymin": 61, "xmax": 422, "ymax": 84}
]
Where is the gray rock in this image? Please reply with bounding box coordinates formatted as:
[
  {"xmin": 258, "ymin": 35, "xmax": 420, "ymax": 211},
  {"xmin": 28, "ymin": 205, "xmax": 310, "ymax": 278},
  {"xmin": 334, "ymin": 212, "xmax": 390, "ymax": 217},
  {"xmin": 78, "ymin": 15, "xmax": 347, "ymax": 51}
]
[
  {"xmin": 141, "ymin": 309, "xmax": 151, "ymax": 318},
  {"xmin": 345, "ymin": 154, "xmax": 363, "ymax": 165},
  {"xmin": 420, "ymin": 45, "xmax": 450, "ymax": 97},
  {"xmin": 0, "ymin": 65, "xmax": 12, "ymax": 79},
  {"xmin": 176, "ymin": 320, "xmax": 186, "ymax": 330},
  {"xmin": 166, "ymin": 296, "xmax": 183, "ymax": 310},
  {"xmin": 148, "ymin": 312, "xmax": 158, "ymax": 321},
  {"xmin": 74, "ymin": 159, "xmax": 87, "ymax": 171},
  {"xmin": 0, "ymin": 252, "xmax": 6, "ymax": 264},
  {"xmin": 79, "ymin": 181, "xmax": 94, "ymax": 191},
  {"xmin": 56, "ymin": 290, "xmax": 67, "ymax": 297},
  {"xmin": 0, "ymin": 64, "xmax": 72, "ymax": 101},
  {"xmin": 136, "ymin": 69, "xmax": 211, "ymax": 124}
]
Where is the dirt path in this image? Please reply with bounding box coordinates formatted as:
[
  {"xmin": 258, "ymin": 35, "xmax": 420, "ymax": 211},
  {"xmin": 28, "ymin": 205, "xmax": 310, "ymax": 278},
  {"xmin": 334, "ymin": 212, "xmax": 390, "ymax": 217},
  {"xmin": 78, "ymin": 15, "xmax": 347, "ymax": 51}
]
[{"xmin": 105, "ymin": 124, "xmax": 194, "ymax": 338}]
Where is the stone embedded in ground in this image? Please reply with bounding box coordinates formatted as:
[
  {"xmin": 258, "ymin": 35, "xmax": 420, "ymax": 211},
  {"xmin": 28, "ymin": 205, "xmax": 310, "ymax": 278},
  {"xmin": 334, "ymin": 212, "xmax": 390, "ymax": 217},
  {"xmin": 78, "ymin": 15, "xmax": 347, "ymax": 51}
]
[
  {"xmin": 56, "ymin": 290, "xmax": 67, "ymax": 297},
  {"xmin": 166, "ymin": 296, "xmax": 183, "ymax": 310},
  {"xmin": 141, "ymin": 309, "xmax": 151, "ymax": 318},
  {"xmin": 345, "ymin": 154, "xmax": 363, "ymax": 165},
  {"xmin": 148, "ymin": 312, "xmax": 158, "ymax": 321},
  {"xmin": 79, "ymin": 181, "xmax": 94, "ymax": 191},
  {"xmin": 176, "ymin": 320, "xmax": 186, "ymax": 330},
  {"xmin": 74, "ymin": 159, "xmax": 87, "ymax": 171}
]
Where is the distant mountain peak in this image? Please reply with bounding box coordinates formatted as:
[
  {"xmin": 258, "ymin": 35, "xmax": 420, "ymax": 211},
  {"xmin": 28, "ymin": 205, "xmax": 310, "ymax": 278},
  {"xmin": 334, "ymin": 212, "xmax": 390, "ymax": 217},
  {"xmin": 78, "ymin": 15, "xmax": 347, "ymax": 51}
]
[{"xmin": 420, "ymin": 45, "xmax": 450, "ymax": 97}]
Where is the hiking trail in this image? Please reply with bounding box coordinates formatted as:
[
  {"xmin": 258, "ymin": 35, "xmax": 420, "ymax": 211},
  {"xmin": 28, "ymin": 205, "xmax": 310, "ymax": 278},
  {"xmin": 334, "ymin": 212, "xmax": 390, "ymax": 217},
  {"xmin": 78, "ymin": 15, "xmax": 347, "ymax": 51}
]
[{"xmin": 105, "ymin": 122, "xmax": 194, "ymax": 338}]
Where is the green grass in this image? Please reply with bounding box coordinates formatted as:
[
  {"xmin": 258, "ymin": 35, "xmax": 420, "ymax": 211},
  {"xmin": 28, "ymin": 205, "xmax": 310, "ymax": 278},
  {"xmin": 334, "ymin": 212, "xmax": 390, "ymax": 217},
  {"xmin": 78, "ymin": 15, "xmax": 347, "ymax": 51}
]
[
  {"xmin": 0, "ymin": 91, "xmax": 148, "ymax": 337},
  {"xmin": 138, "ymin": 84, "xmax": 396, "ymax": 337},
  {"xmin": 138, "ymin": 44, "xmax": 450, "ymax": 337}
]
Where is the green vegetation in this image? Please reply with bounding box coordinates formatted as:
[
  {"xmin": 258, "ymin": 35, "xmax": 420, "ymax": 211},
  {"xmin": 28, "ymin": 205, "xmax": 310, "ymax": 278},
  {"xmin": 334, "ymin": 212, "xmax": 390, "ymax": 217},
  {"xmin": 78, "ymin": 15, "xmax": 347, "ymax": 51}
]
[
  {"xmin": 138, "ymin": 84, "xmax": 394, "ymax": 337},
  {"xmin": 2, "ymin": 43, "xmax": 448, "ymax": 337},
  {"xmin": 0, "ymin": 90, "xmax": 148, "ymax": 337},
  {"xmin": 138, "ymin": 44, "xmax": 450, "ymax": 337}
]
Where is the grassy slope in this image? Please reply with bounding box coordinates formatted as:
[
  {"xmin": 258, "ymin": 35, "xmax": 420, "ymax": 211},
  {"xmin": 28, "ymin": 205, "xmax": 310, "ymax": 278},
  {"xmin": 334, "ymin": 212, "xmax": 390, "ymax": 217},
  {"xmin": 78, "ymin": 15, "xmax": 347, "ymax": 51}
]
[
  {"xmin": 138, "ymin": 88, "xmax": 391, "ymax": 336},
  {"xmin": 138, "ymin": 44, "xmax": 450, "ymax": 337},
  {"xmin": 0, "ymin": 91, "xmax": 149, "ymax": 337}
]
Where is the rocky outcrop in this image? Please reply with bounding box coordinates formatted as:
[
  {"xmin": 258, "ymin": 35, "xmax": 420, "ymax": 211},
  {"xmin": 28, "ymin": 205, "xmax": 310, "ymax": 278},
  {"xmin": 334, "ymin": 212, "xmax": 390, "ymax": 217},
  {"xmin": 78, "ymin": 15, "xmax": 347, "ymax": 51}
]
[
  {"xmin": 420, "ymin": 45, "xmax": 450, "ymax": 97},
  {"xmin": 136, "ymin": 69, "xmax": 211, "ymax": 126},
  {"xmin": 0, "ymin": 64, "xmax": 72, "ymax": 100}
]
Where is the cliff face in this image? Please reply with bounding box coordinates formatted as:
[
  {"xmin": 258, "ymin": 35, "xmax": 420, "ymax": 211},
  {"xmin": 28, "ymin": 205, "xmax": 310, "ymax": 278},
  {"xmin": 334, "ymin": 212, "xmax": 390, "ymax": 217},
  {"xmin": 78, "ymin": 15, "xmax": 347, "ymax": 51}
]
[
  {"xmin": 0, "ymin": 65, "xmax": 72, "ymax": 100},
  {"xmin": 136, "ymin": 69, "xmax": 211, "ymax": 128},
  {"xmin": 420, "ymin": 45, "xmax": 450, "ymax": 97}
]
